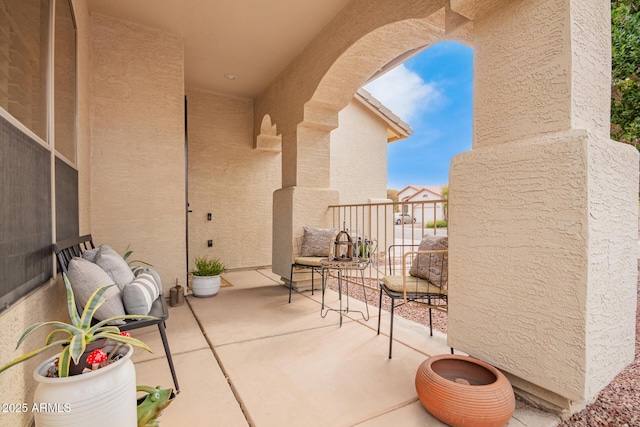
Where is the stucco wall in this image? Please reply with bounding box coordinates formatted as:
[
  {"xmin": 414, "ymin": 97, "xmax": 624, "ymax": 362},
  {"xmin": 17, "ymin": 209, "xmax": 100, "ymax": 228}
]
[
  {"xmin": 451, "ymin": 0, "xmax": 633, "ymax": 409},
  {"xmin": 585, "ymin": 135, "xmax": 638, "ymax": 397},
  {"xmin": 449, "ymin": 132, "xmax": 590, "ymax": 401},
  {"xmin": 449, "ymin": 130, "xmax": 638, "ymax": 406},
  {"xmin": 472, "ymin": 0, "xmax": 610, "ymax": 149},
  {"xmin": 0, "ymin": 280, "xmax": 67, "ymax": 427},
  {"xmin": 330, "ymin": 99, "xmax": 388, "ymax": 204},
  {"xmin": 472, "ymin": 0, "xmax": 571, "ymax": 147},
  {"xmin": 569, "ymin": 0, "xmax": 611, "ymax": 139},
  {"xmin": 90, "ymin": 14, "xmax": 186, "ymax": 290},
  {"xmin": 187, "ymin": 89, "xmax": 280, "ymax": 269}
]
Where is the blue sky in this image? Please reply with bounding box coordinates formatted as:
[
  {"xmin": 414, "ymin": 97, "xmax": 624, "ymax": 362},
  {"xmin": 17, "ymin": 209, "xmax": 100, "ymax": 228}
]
[{"xmin": 364, "ymin": 41, "xmax": 474, "ymax": 191}]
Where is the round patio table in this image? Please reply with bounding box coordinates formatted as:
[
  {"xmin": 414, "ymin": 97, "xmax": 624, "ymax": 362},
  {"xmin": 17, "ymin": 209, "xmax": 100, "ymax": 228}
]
[{"xmin": 320, "ymin": 257, "xmax": 371, "ymax": 326}]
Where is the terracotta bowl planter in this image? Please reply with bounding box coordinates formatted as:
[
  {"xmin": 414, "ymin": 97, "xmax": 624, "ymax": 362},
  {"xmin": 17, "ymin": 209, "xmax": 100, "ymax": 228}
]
[{"xmin": 415, "ymin": 354, "xmax": 515, "ymax": 427}]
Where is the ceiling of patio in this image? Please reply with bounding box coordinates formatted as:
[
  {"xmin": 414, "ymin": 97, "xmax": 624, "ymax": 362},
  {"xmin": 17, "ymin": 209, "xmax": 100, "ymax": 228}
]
[{"xmin": 86, "ymin": 0, "xmax": 352, "ymax": 98}]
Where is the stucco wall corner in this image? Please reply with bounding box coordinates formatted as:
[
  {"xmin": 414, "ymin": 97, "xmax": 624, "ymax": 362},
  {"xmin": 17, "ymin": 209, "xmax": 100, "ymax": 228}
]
[{"xmin": 584, "ymin": 134, "xmax": 639, "ymax": 400}]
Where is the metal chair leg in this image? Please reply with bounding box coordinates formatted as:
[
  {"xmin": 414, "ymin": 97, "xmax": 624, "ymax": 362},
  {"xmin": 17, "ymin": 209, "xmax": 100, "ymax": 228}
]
[
  {"xmin": 428, "ymin": 307, "xmax": 433, "ymax": 336},
  {"xmin": 377, "ymin": 288, "xmax": 383, "ymax": 335},
  {"xmin": 157, "ymin": 322, "xmax": 180, "ymax": 394},
  {"xmin": 360, "ymin": 269, "xmax": 369, "ymax": 320},
  {"xmin": 290, "ymin": 264, "xmax": 318, "ymax": 303},
  {"xmin": 289, "ymin": 264, "xmax": 294, "ymax": 303},
  {"xmin": 388, "ymin": 297, "xmax": 395, "ymax": 359}
]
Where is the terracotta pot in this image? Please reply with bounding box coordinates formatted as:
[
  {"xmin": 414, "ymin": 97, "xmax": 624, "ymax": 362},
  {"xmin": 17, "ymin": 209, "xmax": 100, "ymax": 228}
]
[{"xmin": 415, "ymin": 354, "xmax": 515, "ymax": 427}]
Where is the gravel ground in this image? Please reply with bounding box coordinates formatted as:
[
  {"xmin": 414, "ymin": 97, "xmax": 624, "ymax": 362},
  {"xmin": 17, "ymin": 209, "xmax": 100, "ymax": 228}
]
[{"xmin": 325, "ymin": 272, "xmax": 640, "ymax": 426}]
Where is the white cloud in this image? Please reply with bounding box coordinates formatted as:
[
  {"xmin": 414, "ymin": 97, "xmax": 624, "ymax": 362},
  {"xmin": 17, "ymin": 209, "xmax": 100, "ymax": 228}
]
[{"xmin": 363, "ymin": 64, "xmax": 442, "ymax": 123}]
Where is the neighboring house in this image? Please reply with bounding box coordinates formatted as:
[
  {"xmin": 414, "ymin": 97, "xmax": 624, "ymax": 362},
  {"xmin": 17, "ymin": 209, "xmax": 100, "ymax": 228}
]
[
  {"xmin": 398, "ymin": 185, "xmax": 446, "ymax": 224},
  {"xmin": 330, "ymin": 88, "xmax": 411, "ymax": 245},
  {"xmin": 331, "ymin": 88, "xmax": 412, "ymax": 205}
]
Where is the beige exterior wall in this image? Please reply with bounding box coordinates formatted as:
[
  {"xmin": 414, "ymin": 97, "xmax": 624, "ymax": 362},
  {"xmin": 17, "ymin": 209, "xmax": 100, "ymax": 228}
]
[
  {"xmin": 449, "ymin": 130, "xmax": 638, "ymax": 410},
  {"xmin": 90, "ymin": 14, "xmax": 186, "ymax": 291},
  {"xmin": 0, "ymin": 280, "xmax": 68, "ymax": 427},
  {"xmin": 186, "ymin": 89, "xmax": 281, "ymax": 269},
  {"xmin": 330, "ymin": 99, "xmax": 388, "ymax": 204},
  {"xmin": 450, "ymin": 132, "xmax": 591, "ymax": 401},
  {"xmin": 329, "ymin": 98, "xmax": 395, "ymax": 250},
  {"xmin": 585, "ymin": 134, "xmax": 638, "ymax": 398},
  {"xmin": 471, "ymin": 0, "xmax": 610, "ymax": 148}
]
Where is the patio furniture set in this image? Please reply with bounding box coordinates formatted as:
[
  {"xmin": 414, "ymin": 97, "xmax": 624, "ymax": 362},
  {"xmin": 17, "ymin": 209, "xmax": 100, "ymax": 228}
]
[{"xmin": 289, "ymin": 226, "xmax": 449, "ymax": 357}]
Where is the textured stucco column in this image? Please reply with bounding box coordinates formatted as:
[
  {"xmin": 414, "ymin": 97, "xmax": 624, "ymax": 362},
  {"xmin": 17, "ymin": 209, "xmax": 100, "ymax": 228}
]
[
  {"xmin": 273, "ymin": 186, "xmax": 339, "ymax": 284},
  {"xmin": 449, "ymin": 0, "xmax": 638, "ymax": 415},
  {"xmin": 273, "ymin": 124, "xmax": 339, "ymax": 283}
]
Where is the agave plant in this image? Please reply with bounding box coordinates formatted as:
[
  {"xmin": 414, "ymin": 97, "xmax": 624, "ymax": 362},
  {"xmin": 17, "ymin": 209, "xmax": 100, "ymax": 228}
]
[{"xmin": 0, "ymin": 274, "xmax": 157, "ymax": 377}]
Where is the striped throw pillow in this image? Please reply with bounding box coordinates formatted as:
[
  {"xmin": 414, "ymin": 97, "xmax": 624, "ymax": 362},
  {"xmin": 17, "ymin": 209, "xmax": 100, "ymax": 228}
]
[
  {"xmin": 122, "ymin": 272, "xmax": 160, "ymax": 316},
  {"xmin": 131, "ymin": 266, "xmax": 163, "ymax": 295}
]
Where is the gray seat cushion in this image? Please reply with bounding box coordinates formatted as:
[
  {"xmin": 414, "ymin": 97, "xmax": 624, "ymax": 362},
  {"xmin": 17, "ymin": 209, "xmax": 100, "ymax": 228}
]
[{"xmin": 382, "ymin": 275, "xmax": 447, "ymax": 295}]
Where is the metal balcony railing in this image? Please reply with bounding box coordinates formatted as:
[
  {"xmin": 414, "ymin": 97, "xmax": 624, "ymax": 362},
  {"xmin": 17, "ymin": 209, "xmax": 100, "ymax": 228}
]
[{"xmin": 327, "ymin": 199, "xmax": 447, "ymax": 291}]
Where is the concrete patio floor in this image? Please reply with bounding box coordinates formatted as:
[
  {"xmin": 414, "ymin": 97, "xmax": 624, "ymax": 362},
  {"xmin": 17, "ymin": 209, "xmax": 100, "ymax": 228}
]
[{"xmin": 131, "ymin": 269, "xmax": 560, "ymax": 427}]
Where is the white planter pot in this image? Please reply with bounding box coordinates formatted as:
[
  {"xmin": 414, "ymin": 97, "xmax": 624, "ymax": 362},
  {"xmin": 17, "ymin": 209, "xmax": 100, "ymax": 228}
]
[
  {"xmin": 191, "ymin": 275, "xmax": 221, "ymax": 297},
  {"xmin": 33, "ymin": 344, "xmax": 137, "ymax": 427}
]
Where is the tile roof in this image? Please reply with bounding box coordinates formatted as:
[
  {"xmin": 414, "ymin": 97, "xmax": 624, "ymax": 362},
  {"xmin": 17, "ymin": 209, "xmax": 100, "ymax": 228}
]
[{"xmin": 354, "ymin": 88, "xmax": 413, "ymax": 142}]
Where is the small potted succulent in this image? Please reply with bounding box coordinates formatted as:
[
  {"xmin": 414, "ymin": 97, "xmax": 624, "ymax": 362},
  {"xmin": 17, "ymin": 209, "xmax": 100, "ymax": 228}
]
[
  {"xmin": 190, "ymin": 256, "xmax": 227, "ymax": 297},
  {"xmin": 0, "ymin": 274, "xmax": 158, "ymax": 427}
]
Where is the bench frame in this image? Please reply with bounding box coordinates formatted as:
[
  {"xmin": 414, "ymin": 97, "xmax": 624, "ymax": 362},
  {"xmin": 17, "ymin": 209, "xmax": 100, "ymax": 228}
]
[{"xmin": 53, "ymin": 234, "xmax": 180, "ymax": 393}]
